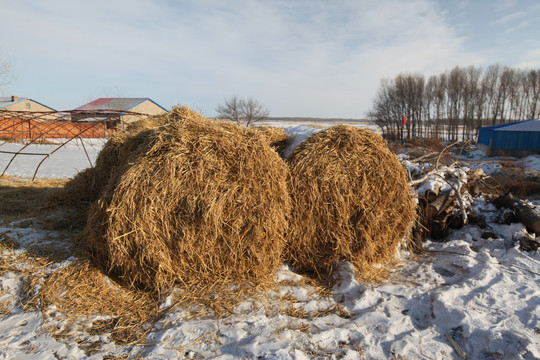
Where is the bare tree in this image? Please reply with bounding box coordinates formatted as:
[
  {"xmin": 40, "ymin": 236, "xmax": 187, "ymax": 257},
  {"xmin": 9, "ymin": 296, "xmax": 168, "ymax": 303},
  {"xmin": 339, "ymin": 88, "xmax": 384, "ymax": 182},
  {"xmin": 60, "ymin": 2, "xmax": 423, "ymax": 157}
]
[
  {"xmin": 216, "ymin": 96, "xmax": 270, "ymax": 126},
  {"xmin": 524, "ymin": 69, "xmax": 540, "ymax": 120},
  {"xmin": 0, "ymin": 51, "xmax": 13, "ymax": 87},
  {"xmin": 484, "ymin": 64, "xmax": 501, "ymax": 125},
  {"xmin": 216, "ymin": 96, "xmax": 242, "ymax": 124},
  {"xmin": 369, "ymin": 78, "xmax": 402, "ymax": 139},
  {"xmin": 433, "ymin": 73, "xmax": 447, "ymax": 139},
  {"xmin": 241, "ymin": 98, "xmax": 270, "ymax": 126},
  {"xmin": 462, "ymin": 65, "xmax": 481, "ymax": 139},
  {"xmin": 446, "ymin": 66, "xmax": 465, "ymax": 140}
]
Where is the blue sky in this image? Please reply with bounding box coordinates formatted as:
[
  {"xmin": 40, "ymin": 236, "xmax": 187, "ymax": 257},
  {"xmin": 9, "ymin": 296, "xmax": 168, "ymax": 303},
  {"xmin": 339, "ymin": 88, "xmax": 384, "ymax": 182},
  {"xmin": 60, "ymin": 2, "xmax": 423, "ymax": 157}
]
[{"xmin": 0, "ymin": 0, "xmax": 539, "ymax": 118}]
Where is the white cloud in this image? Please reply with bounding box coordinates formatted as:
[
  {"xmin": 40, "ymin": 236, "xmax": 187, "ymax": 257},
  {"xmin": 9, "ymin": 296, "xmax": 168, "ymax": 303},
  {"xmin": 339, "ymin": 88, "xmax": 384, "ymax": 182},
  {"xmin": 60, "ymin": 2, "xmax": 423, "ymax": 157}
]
[
  {"xmin": 493, "ymin": 0, "xmax": 519, "ymax": 12},
  {"xmin": 492, "ymin": 10, "xmax": 527, "ymax": 25},
  {"xmin": 503, "ymin": 21, "xmax": 530, "ymax": 35},
  {"xmin": 0, "ymin": 0, "xmax": 491, "ymax": 116},
  {"xmin": 514, "ymin": 48, "xmax": 540, "ymax": 68}
]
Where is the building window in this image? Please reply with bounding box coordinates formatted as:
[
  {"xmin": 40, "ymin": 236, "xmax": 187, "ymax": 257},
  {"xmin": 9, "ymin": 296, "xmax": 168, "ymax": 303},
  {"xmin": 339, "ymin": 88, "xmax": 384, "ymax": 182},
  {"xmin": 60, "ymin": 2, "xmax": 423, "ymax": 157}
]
[{"xmin": 26, "ymin": 103, "xmax": 31, "ymax": 109}]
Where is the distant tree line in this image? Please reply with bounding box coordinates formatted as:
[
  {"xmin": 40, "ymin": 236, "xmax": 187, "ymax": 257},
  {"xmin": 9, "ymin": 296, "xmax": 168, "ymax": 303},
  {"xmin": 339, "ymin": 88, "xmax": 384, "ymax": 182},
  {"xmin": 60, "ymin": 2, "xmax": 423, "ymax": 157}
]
[{"xmin": 368, "ymin": 65, "xmax": 540, "ymax": 141}]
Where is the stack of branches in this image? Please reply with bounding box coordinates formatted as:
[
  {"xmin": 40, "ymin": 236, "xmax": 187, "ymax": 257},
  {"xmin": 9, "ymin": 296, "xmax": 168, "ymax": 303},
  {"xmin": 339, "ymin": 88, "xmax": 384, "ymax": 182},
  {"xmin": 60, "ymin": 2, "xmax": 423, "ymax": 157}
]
[
  {"xmin": 411, "ymin": 164, "xmax": 487, "ymax": 244},
  {"xmin": 408, "ymin": 143, "xmax": 540, "ymax": 250},
  {"xmin": 493, "ymin": 194, "xmax": 540, "ymax": 236},
  {"xmin": 285, "ymin": 125, "xmax": 417, "ymax": 283}
]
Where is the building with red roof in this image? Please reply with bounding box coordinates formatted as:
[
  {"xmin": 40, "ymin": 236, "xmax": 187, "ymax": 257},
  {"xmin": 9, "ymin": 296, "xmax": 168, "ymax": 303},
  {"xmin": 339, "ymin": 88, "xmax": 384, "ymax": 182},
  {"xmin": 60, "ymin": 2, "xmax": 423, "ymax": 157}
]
[{"xmin": 72, "ymin": 98, "xmax": 167, "ymax": 129}]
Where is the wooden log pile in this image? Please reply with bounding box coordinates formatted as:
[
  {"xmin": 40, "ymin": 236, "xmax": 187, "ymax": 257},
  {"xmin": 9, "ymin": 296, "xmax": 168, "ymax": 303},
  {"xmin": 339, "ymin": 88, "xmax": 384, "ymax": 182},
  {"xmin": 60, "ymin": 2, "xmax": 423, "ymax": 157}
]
[
  {"xmin": 493, "ymin": 193, "xmax": 540, "ymax": 234},
  {"xmin": 411, "ymin": 166, "xmax": 487, "ymax": 246},
  {"xmin": 409, "ymin": 160, "xmax": 540, "ymax": 250}
]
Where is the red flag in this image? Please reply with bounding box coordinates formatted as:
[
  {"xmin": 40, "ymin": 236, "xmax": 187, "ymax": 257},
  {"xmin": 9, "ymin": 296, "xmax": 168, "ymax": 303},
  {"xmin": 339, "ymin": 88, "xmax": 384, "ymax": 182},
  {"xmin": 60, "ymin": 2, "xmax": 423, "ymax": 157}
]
[{"xmin": 402, "ymin": 116, "xmax": 407, "ymax": 126}]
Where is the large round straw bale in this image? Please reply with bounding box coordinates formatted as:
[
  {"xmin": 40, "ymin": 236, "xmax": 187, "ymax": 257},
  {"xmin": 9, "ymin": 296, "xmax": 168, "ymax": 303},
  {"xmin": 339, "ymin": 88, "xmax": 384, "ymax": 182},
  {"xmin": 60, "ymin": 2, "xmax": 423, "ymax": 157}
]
[
  {"xmin": 63, "ymin": 115, "xmax": 166, "ymax": 206},
  {"xmin": 84, "ymin": 108, "xmax": 291, "ymax": 293},
  {"xmin": 285, "ymin": 125, "xmax": 416, "ymax": 280}
]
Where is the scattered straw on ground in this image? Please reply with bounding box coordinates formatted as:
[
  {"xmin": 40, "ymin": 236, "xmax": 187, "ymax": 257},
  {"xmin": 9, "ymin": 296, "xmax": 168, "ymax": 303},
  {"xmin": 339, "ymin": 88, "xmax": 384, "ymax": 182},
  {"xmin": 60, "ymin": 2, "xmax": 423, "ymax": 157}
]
[
  {"xmin": 83, "ymin": 107, "xmax": 291, "ymax": 294},
  {"xmin": 30, "ymin": 260, "xmax": 160, "ymax": 345},
  {"xmin": 285, "ymin": 125, "xmax": 417, "ymax": 282},
  {"xmin": 0, "ymin": 233, "xmax": 52, "ymax": 276},
  {"xmin": 0, "ymin": 175, "xmax": 66, "ymax": 223}
]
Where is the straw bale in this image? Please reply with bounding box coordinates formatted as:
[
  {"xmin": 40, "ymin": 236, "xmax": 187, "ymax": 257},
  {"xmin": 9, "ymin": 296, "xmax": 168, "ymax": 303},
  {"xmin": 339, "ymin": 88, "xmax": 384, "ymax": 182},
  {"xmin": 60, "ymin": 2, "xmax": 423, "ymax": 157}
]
[
  {"xmin": 285, "ymin": 125, "xmax": 416, "ymax": 281},
  {"xmin": 254, "ymin": 126, "xmax": 290, "ymax": 155},
  {"xmin": 62, "ymin": 118, "xmax": 164, "ymax": 207},
  {"xmin": 83, "ymin": 107, "xmax": 291, "ymax": 293}
]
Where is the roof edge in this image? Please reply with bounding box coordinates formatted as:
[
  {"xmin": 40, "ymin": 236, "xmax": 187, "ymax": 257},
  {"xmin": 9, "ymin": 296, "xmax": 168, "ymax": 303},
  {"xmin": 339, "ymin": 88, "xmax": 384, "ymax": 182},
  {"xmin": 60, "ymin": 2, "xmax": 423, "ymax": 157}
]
[
  {"xmin": 0, "ymin": 98, "xmax": 56, "ymax": 111},
  {"xmin": 0, "ymin": 97, "xmax": 27, "ymax": 108},
  {"xmin": 28, "ymin": 98, "xmax": 57, "ymax": 111},
  {"xmin": 127, "ymin": 98, "xmax": 168, "ymax": 112}
]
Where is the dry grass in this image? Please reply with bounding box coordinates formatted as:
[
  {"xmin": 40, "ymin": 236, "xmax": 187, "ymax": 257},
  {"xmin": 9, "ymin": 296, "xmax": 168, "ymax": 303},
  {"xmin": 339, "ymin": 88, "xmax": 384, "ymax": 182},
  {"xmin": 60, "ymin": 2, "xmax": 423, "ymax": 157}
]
[
  {"xmin": 0, "ymin": 237, "xmax": 22, "ymax": 278},
  {"xmin": 277, "ymin": 301, "xmax": 351, "ymax": 320},
  {"xmin": 0, "ymin": 233, "xmax": 54, "ymax": 279},
  {"xmin": 0, "ymin": 175, "xmax": 161, "ymax": 344},
  {"xmin": 58, "ymin": 113, "xmax": 178, "ymax": 234},
  {"xmin": 254, "ymin": 126, "xmax": 290, "ymax": 155},
  {"xmin": 0, "ymin": 175, "xmax": 67, "ymax": 223},
  {"xmin": 29, "ymin": 260, "xmax": 160, "ymax": 345},
  {"xmin": 0, "ymin": 111, "xmax": 293, "ymax": 347},
  {"xmin": 389, "ymin": 137, "xmax": 445, "ymax": 155},
  {"xmin": 285, "ymin": 125, "xmax": 417, "ymax": 282},
  {"xmin": 0, "ymin": 233, "xmax": 56, "ymax": 318},
  {"xmin": 82, "ymin": 106, "xmax": 291, "ymax": 294}
]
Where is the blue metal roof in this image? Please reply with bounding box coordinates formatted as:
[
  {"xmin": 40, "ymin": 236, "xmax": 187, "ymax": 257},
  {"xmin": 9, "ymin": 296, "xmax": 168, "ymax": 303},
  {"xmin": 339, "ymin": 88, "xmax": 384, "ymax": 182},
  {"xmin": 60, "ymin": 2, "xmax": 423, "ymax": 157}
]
[
  {"xmin": 495, "ymin": 119, "xmax": 540, "ymax": 132},
  {"xmin": 478, "ymin": 119, "xmax": 540, "ymax": 151}
]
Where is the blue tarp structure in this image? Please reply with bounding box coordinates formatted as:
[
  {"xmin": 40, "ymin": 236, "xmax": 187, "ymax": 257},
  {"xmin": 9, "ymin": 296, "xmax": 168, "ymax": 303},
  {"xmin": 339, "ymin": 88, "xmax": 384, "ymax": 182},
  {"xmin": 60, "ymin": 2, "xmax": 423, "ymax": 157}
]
[{"xmin": 478, "ymin": 119, "xmax": 540, "ymax": 152}]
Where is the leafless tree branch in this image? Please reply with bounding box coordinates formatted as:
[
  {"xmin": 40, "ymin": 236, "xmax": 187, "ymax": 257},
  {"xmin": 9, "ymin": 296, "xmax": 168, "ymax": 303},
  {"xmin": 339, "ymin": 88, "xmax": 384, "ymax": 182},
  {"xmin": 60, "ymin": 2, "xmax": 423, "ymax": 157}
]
[
  {"xmin": 0, "ymin": 51, "xmax": 14, "ymax": 87},
  {"xmin": 216, "ymin": 96, "xmax": 269, "ymax": 126}
]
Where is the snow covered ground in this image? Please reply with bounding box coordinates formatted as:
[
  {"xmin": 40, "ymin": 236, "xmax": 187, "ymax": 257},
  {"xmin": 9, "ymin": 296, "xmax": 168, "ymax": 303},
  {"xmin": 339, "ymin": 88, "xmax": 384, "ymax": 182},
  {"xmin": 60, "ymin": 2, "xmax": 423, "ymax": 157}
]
[
  {"xmin": 0, "ymin": 130, "xmax": 539, "ymax": 359},
  {"xmin": 258, "ymin": 119, "xmax": 379, "ymax": 133},
  {"xmin": 0, "ymin": 139, "xmax": 106, "ymax": 179}
]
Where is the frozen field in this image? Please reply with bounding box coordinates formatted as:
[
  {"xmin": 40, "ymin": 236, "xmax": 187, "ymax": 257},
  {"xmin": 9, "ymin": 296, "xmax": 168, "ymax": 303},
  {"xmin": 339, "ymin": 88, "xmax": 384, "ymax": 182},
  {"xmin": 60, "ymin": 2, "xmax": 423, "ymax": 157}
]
[{"xmin": 0, "ymin": 139, "xmax": 106, "ymax": 179}]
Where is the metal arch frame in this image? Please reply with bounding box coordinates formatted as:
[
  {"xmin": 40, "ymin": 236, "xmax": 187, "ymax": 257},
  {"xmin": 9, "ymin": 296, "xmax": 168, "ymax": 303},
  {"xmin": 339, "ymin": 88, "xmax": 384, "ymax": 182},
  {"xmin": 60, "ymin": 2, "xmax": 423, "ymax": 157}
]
[{"xmin": 0, "ymin": 109, "xmax": 147, "ymax": 180}]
